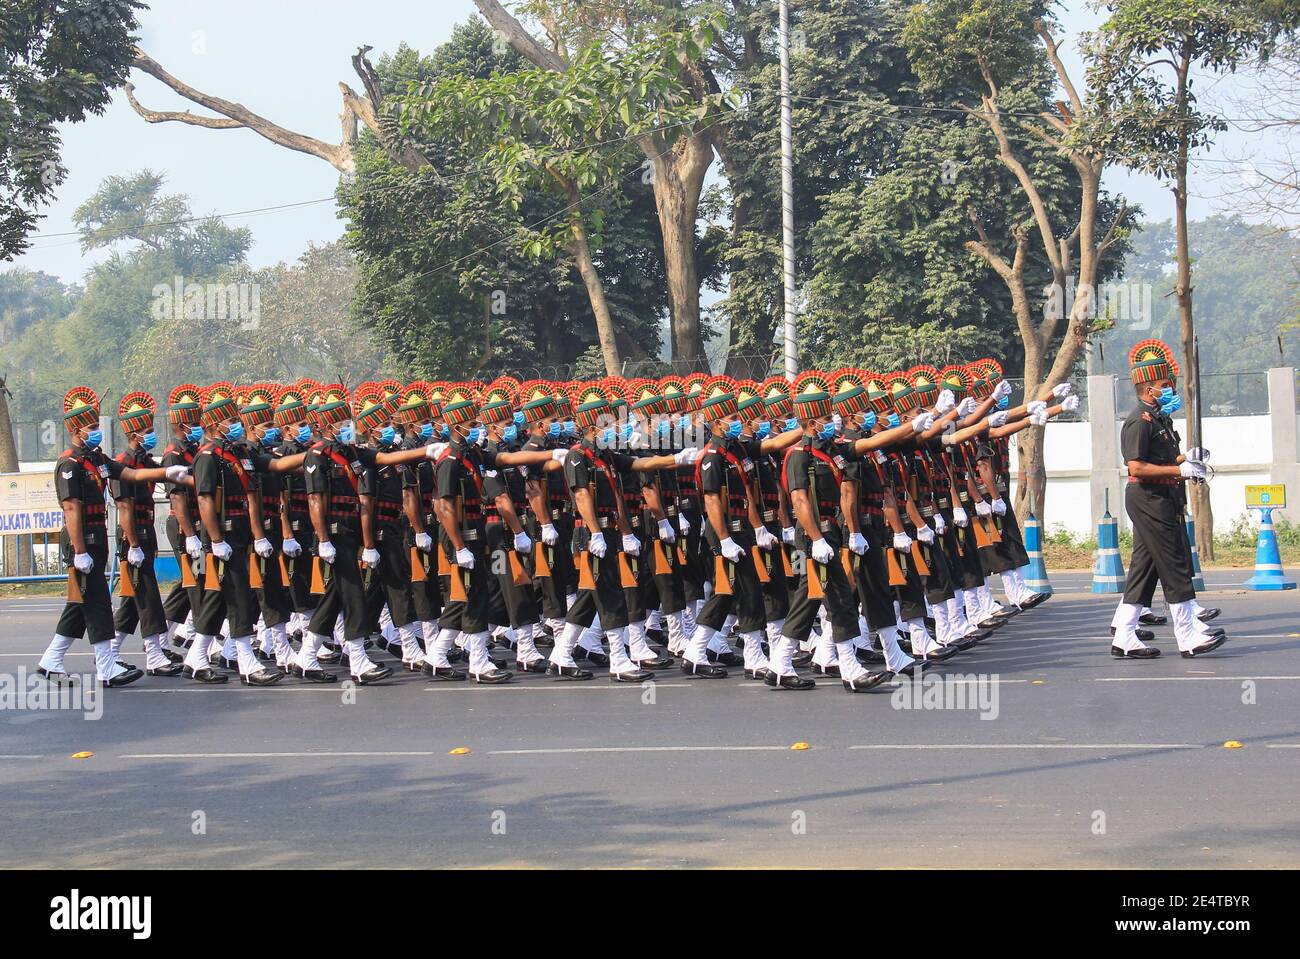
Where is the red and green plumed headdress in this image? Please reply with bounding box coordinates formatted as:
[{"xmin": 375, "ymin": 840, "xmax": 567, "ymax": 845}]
[
  {"xmin": 697, "ymin": 375, "xmax": 738, "ymax": 421},
  {"xmin": 479, "ymin": 377, "xmax": 519, "ymax": 426},
  {"xmin": 441, "ymin": 383, "xmax": 480, "ymax": 427},
  {"xmin": 792, "ymin": 371, "xmax": 832, "ymax": 420},
  {"xmin": 629, "ymin": 378, "xmax": 665, "ymax": 417},
  {"xmin": 518, "ymin": 380, "xmax": 557, "ymax": 425},
  {"xmin": 63, "ymin": 387, "xmax": 100, "ymax": 432},
  {"xmin": 314, "ymin": 383, "xmax": 351, "ymax": 429},
  {"xmin": 1129, "ymin": 339, "xmax": 1179, "ymax": 385},
  {"xmin": 860, "ymin": 371, "xmax": 895, "ymax": 416},
  {"xmin": 735, "ymin": 379, "xmax": 764, "ymax": 423},
  {"xmin": 884, "ymin": 371, "xmax": 917, "ymax": 414},
  {"xmin": 239, "ymin": 384, "xmax": 278, "ymax": 429},
  {"xmin": 568, "ymin": 381, "xmax": 610, "ymax": 429},
  {"xmin": 200, "ymin": 382, "xmax": 238, "ymax": 431},
  {"xmin": 760, "ymin": 376, "xmax": 792, "ymax": 419},
  {"xmin": 274, "ymin": 385, "xmax": 309, "ymax": 428},
  {"xmin": 393, "ymin": 381, "xmax": 434, "ymax": 427},
  {"xmin": 352, "ymin": 383, "xmax": 388, "ymax": 433},
  {"xmin": 168, "ymin": 384, "xmax": 203, "ymax": 427},
  {"xmin": 908, "ymin": 365, "xmax": 941, "ymax": 409},
  {"xmin": 117, "ymin": 391, "xmax": 156, "ymax": 435},
  {"xmin": 967, "ymin": 359, "xmax": 1002, "ymax": 400},
  {"xmin": 939, "ymin": 365, "xmax": 972, "ymax": 399},
  {"xmin": 830, "ymin": 368, "xmax": 870, "ymax": 416},
  {"xmin": 658, "ymin": 376, "xmax": 687, "ymax": 415}
]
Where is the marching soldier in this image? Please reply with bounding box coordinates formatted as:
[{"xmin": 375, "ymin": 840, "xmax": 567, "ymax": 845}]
[
  {"xmin": 160, "ymin": 385, "xmax": 205, "ymax": 651},
  {"xmin": 517, "ymin": 381, "xmax": 568, "ymax": 645},
  {"xmin": 1110, "ymin": 340, "xmax": 1225, "ymax": 659},
  {"xmin": 38, "ymin": 388, "xmax": 189, "ymax": 687},
  {"xmin": 272, "ymin": 383, "xmax": 317, "ymax": 644}
]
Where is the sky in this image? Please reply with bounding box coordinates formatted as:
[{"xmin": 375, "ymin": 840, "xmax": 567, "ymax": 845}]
[{"xmin": 10, "ymin": 0, "xmax": 1290, "ymax": 286}]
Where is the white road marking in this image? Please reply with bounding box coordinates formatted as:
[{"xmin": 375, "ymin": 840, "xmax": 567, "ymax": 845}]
[
  {"xmin": 847, "ymin": 743, "xmax": 1205, "ymax": 750},
  {"xmin": 0, "ymin": 755, "xmax": 44, "ymax": 759},
  {"xmin": 421, "ymin": 683, "xmax": 691, "ymax": 692},
  {"xmin": 1094, "ymin": 676, "xmax": 1300, "ymax": 682},
  {"xmin": 487, "ymin": 745, "xmax": 795, "ymax": 755},
  {"xmin": 119, "ymin": 751, "xmax": 439, "ymax": 759}
]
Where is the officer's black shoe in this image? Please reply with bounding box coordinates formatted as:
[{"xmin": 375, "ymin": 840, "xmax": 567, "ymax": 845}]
[
  {"xmin": 706, "ymin": 648, "xmax": 742, "ymax": 666},
  {"xmin": 103, "ymin": 666, "xmax": 144, "ymax": 688},
  {"xmin": 37, "ymin": 667, "xmax": 78, "ymax": 684},
  {"xmin": 362, "ymin": 638, "xmax": 375, "ymax": 649},
  {"xmin": 1197, "ymin": 607, "xmax": 1222, "ymax": 623},
  {"xmin": 856, "ymin": 647, "xmax": 887, "ymax": 665},
  {"xmin": 183, "ymin": 665, "xmax": 229, "ymax": 683},
  {"xmin": 471, "ymin": 668, "xmax": 513, "ymax": 685},
  {"xmin": 764, "ymin": 671, "xmax": 816, "ymax": 690},
  {"xmin": 353, "ymin": 665, "xmax": 394, "ymax": 685},
  {"xmin": 1181, "ymin": 634, "xmax": 1227, "ymax": 658},
  {"xmin": 843, "ymin": 670, "xmax": 891, "ymax": 692},
  {"xmin": 897, "ymin": 638, "xmax": 914, "ymax": 654},
  {"xmin": 645, "ymin": 628, "xmax": 667, "ymax": 644},
  {"xmin": 446, "ymin": 647, "xmax": 466, "ymax": 664},
  {"xmin": 895, "ymin": 661, "xmax": 931, "ymax": 677},
  {"xmin": 580, "ymin": 649, "xmax": 610, "ymax": 666},
  {"xmin": 381, "ymin": 640, "xmax": 405, "ymax": 659},
  {"xmin": 634, "ymin": 655, "xmax": 674, "ymax": 670},
  {"xmin": 115, "ymin": 659, "xmax": 138, "ymax": 671},
  {"xmin": 791, "ymin": 650, "xmax": 814, "ymax": 668},
  {"xmin": 241, "ymin": 668, "xmax": 284, "ymax": 687},
  {"xmin": 944, "ymin": 636, "xmax": 981, "ymax": 651},
  {"xmin": 291, "ymin": 665, "xmax": 337, "ymax": 683},
  {"xmin": 161, "ymin": 648, "xmax": 184, "ymax": 664},
  {"xmin": 812, "ymin": 662, "xmax": 841, "ymax": 677},
  {"xmin": 316, "ymin": 645, "xmax": 341, "ymax": 664},
  {"xmin": 1110, "ymin": 626, "xmax": 1156, "ymax": 642},
  {"xmin": 533, "ymin": 633, "xmax": 555, "ymax": 649},
  {"xmin": 976, "ymin": 618, "xmax": 1004, "ymax": 630},
  {"xmin": 961, "ymin": 629, "xmax": 993, "ymax": 644},
  {"xmin": 681, "ymin": 660, "xmax": 727, "ymax": 678},
  {"xmin": 610, "ymin": 668, "xmax": 652, "ymax": 683},
  {"xmin": 546, "ymin": 663, "xmax": 593, "ymax": 681},
  {"xmin": 1138, "ymin": 612, "xmax": 1168, "ymax": 626},
  {"xmin": 922, "ymin": 646, "xmax": 959, "ymax": 662},
  {"xmin": 146, "ymin": 661, "xmax": 184, "ymax": 677},
  {"xmin": 516, "ymin": 658, "xmax": 550, "ymax": 673},
  {"xmin": 289, "ymin": 630, "xmax": 303, "ymax": 644},
  {"xmin": 403, "ymin": 659, "xmax": 428, "ymax": 672},
  {"xmin": 745, "ymin": 666, "xmax": 773, "ymax": 681},
  {"xmin": 1020, "ymin": 592, "xmax": 1050, "ymax": 610},
  {"xmin": 923, "ymin": 617, "xmax": 936, "ymax": 633},
  {"xmin": 424, "ymin": 665, "xmax": 467, "ymax": 681},
  {"xmin": 255, "ymin": 648, "xmax": 276, "ymax": 664},
  {"xmin": 1110, "ymin": 645, "xmax": 1161, "ymax": 659}
]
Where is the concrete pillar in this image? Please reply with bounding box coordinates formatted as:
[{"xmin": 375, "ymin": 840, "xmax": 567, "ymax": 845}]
[
  {"xmin": 1088, "ymin": 374, "xmax": 1125, "ymax": 533},
  {"xmin": 1267, "ymin": 367, "xmax": 1298, "ymax": 525}
]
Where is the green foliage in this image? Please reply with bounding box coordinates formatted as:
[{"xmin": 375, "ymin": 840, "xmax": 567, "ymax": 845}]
[{"xmin": 901, "ymin": 0, "xmax": 1052, "ymax": 93}]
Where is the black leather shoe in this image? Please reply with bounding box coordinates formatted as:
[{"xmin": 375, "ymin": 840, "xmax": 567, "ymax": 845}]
[
  {"xmin": 976, "ymin": 618, "xmax": 1004, "ymax": 630},
  {"xmin": 446, "ymin": 647, "xmax": 466, "ymax": 663},
  {"xmin": 922, "ymin": 646, "xmax": 959, "ymax": 662},
  {"xmin": 895, "ymin": 661, "xmax": 931, "ymax": 677},
  {"xmin": 611, "ymin": 668, "xmax": 652, "ymax": 683},
  {"xmin": 362, "ymin": 638, "xmax": 375, "ymax": 650},
  {"xmin": 856, "ymin": 647, "xmax": 887, "ymax": 665},
  {"xmin": 645, "ymin": 628, "xmax": 667, "ymax": 644},
  {"xmin": 211, "ymin": 655, "xmax": 239, "ymax": 671},
  {"xmin": 941, "ymin": 635, "xmax": 981, "ymax": 652},
  {"xmin": 183, "ymin": 665, "xmax": 228, "ymax": 683},
  {"xmin": 534, "ymin": 633, "xmax": 555, "ymax": 648},
  {"xmin": 961, "ymin": 629, "xmax": 993, "ymax": 644},
  {"xmin": 403, "ymin": 659, "xmax": 428, "ymax": 672},
  {"xmin": 764, "ymin": 671, "xmax": 816, "ymax": 690},
  {"xmin": 516, "ymin": 658, "xmax": 550, "ymax": 673},
  {"xmin": 317, "ymin": 645, "xmax": 341, "ymax": 664},
  {"xmin": 546, "ymin": 663, "xmax": 593, "ymax": 681},
  {"xmin": 103, "ymin": 666, "xmax": 144, "ymax": 687},
  {"xmin": 1138, "ymin": 612, "xmax": 1167, "ymax": 626},
  {"xmin": 255, "ymin": 647, "xmax": 277, "ymax": 664},
  {"xmin": 1110, "ymin": 626, "xmax": 1155, "ymax": 642},
  {"xmin": 1181, "ymin": 634, "xmax": 1227, "ymax": 658},
  {"xmin": 290, "ymin": 665, "xmax": 337, "ymax": 683},
  {"xmin": 574, "ymin": 648, "xmax": 610, "ymax": 666},
  {"xmin": 706, "ymin": 649, "xmax": 742, "ymax": 666},
  {"xmin": 353, "ymin": 665, "xmax": 394, "ymax": 685},
  {"xmin": 146, "ymin": 662, "xmax": 184, "ymax": 677},
  {"xmin": 1197, "ymin": 607, "xmax": 1222, "ymax": 623},
  {"xmin": 471, "ymin": 668, "xmax": 513, "ymax": 684},
  {"xmin": 634, "ymin": 655, "xmax": 674, "ymax": 670},
  {"xmin": 423, "ymin": 664, "xmax": 467, "ymax": 681},
  {"xmin": 812, "ymin": 663, "xmax": 841, "ymax": 677},
  {"xmin": 37, "ymin": 667, "xmax": 78, "ymax": 684},
  {"xmin": 791, "ymin": 650, "xmax": 814, "ymax": 668},
  {"xmin": 161, "ymin": 648, "xmax": 184, "ymax": 664},
  {"xmin": 744, "ymin": 666, "xmax": 773, "ymax": 681},
  {"xmin": 1110, "ymin": 645, "xmax": 1161, "ymax": 659},
  {"xmin": 1019, "ymin": 592, "xmax": 1050, "ymax": 610},
  {"xmin": 681, "ymin": 660, "xmax": 728, "ymax": 678},
  {"xmin": 241, "ymin": 668, "xmax": 284, "ymax": 687},
  {"xmin": 380, "ymin": 640, "xmax": 405, "ymax": 659},
  {"xmin": 896, "ymin": 638, "xmax": 914, "ymax": 654},
  {"xmin": 843, "ymin": 670, "xmax": 891, "ymax": 692}
]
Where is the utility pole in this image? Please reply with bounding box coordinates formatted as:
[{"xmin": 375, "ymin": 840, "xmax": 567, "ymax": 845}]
[{"xmin": 778, "ymin": 0, "xmax": 797, "ymax": 382}]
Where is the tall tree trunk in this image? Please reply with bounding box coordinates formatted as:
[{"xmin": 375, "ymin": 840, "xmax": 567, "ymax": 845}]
[
  {"xmin": 0, "ymin": 381, "xmax": 20, "ymax": 578},
  {"xmin": 564, "ymin": 183, "xmax": 622, "ymax": 375},
  {"xmin": 1174, "ymin": 57, "xmax": 1213, "ymax": 560}
]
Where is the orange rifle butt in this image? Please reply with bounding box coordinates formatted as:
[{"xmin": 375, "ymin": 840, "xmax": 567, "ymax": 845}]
[
  {"xmin": 533, "ymin": 541, "xmax": 552, "ymax": 578},
  {"xmin": 309, "ymin": 556, "xmax": 326, "ymax": 595},
  {"xmin": 410, "ymin": 546, "xmax": 427, "ymax": 583},
  {"xmin": 806, "ymin": 559, "xmax": 826, "ymax": 599},
  {"xmin": 447, "ymin": 564, "xmax": 468, "ymax": 602},
  {"xmin": 910, "ymin": 542, "xmax": 931, "ymax": 576},
  {"xmin": 66, "ymin": 568, "xmax": 84, "ymax": 604},
  {"xmin": 204, "ymin": 554, "xmax": 221, "ymax": 592},
  {"xmin": 116, "ymin": 563, "xmax": 135, "ymax": 598},
  {"xmin": 885, "ymin": 548, "xmax": 907, "ymax": 586},
  {"xmin": 713, "ymin": 554, "xmax": 733, "ymax": 595},
  {"xmin": 752, "ymin": 546, "xmax": 771, "ymax": 583},
  {"xmin": 180, "ymin": 555, "xmax": 197, "ymax": 589},
  {"xmin": 510, "ymin": 550, "xmax": 532, "ymax": 587},
  {"xmin": 248, "ymin": 549, "xmax": 264, "ymax": 589},
  {"xmin": 576, "ymin": 549, "xmax": 596, "ymax": 590},
  {"xmin": 653, "ymin": 540, "xmax": 672, "ymax": 576}
]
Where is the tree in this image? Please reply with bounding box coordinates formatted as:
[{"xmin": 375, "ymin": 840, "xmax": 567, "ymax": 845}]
[{"xmin": 1086, "ymin": 0, "xmax": 1296, "ymax": 558}]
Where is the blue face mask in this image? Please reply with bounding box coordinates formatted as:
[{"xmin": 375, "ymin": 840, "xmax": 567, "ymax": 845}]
[
  {"xmin": 187, "ymin": 425, "xmax": 204, "ymax": 444},
  {"xmin": 140, "ymin": 430, "xmax": 157, "ymax": 452},
  {"xmin": 440, "ymin": 424, "xmax": 450, "ymax": 440},
  {"xmin": 860, "ymin": 410, "xmax": 877, "ymax": 430},
  {"xmin": 658, "ymin": 419, "xmax": 671, "ymax": 437},
  {"xmin": 85, "ymin": 429, "xmax": 103, "ymax": 449},
  {"xmin": 563, "ymin": 420, "xmax": 577, "ymax": 437},
  {"xmin": 996, "ymin": 395, "xmax": 1010, "ymax": 411},
  {"xmin": 755, "ymin": 421, "xmax": 771, "ymax": 440},
  {"xmin": 465, "ymin": 426, "xmax": 483, "ymax": 445},
  {"xmin": 785, "ymin": 417, "xmax": 799, "ymax": 432},
  {"xmin": 547, "ymin": 421, "xmax": 562, "ymax": 438},
  {"xmin": 513, "ymin": 411, "xmax": 526, "ymax": 426},
  {"xmin": 337, "ymin": 424, "xmax": 354, "ymax": 444},
  {"xmin": 419, "ymin": 423, "xmax": 434, "ymax": 440},
  {"xmin": 601, "ymin": 427, "xmax": 617, "ymax": 446},
  {"xmin": 725, "ymin": 420, "xmax": 743, "ymax": 439},
  {"xmin": 620, "ymin": 421, "xmax": 635, "ymax": 442},
  {"xmin": 225, "ymin": 422, "xmax": 245, "ymax": 443},
  {"xmin": 296, "ymin": 425, "xmax": 313, "ymax": 444},
  {"xmin": 1157, "ymin": 386, "xmax": 1182, "ymax": 415},
  {"xmin": 379, "ymin": 426, "xmax": 397, "ymax": 446},
  {"xmin": 817, "ymin": 421, "xmax": 838, "ymax": 441},
  {"xmin": 887, "ymin": 413, "xmax": 901, "ymax": 429},
  {"xmin": 261, "ymin": 427, "xmax": 281, "ymax": 448},
  {"xmin": 503, "ymin": 424, "xmax": 518, "ymax": 443}
]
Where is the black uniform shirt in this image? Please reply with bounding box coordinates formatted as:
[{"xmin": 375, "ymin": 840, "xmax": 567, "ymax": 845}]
[
  {"xmin": 55, "ymin": 444, "xmax": 125, "ymax": 528},
  {"xmin": 109, "ymin": 446, "xmax": 159, "ymax": 537},
  {"xmin": 193, "ymin": 440, "xmax": 274, "ymax": 545}
]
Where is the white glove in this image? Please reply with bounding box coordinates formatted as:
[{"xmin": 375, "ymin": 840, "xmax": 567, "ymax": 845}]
[
  {"xmin": 916, "ymin": 525, "xmax": 935, "ymax": 545},
  {"xmin": 935, "ymin": 389, "xmax": 956, "ymax": 414},
  {"xmin": 164, "ymin": 464, "xmax": 190, "ymax": 483},
  {"xmin": 1185, "ymin": 447, "xmax": 1210, "ymax": 464},
  {"xmin": 1179, "ymin": 461, "xmax": 1207, "ymax": 480},
  {"xmin": 1061, "ymin": 394, "xmax": 1080, "ymax": 413},
  {"xmin": 657, "ymin": 518, "xmax": 676, "ymax": 543},
  {"xmin": 989, "ymin": 411, "xmax": 1009, "ymax": 428},
  {"xmin": 678, "ymin": 514, "xmax": 691, "ymax": 536},
  {"xmin": 588, "ymin": 531, "xmax": 607, "ymax": 558},
  {"xmin": 991, "ymin": 498, "xmax": 1007, "ymax": 516},
  {"xmin": 952, "ymin": 506, "xmax": 969, "ymax": 528},
  {"xmin": 892, "ymin": 532, "xmax": 913, "ymax": 553},
  {"xmin": 673, "ymin": 447, "xmax": 701, "ymax": 466},
  {"xmin": 781, "ymin": 525, "xmax": 796, "ymax": 545},
  {"xmin": 454, "ymin": 546, "xmax": 475, "ymax": 568},
  {"xmin": 1026, "ymin": 400, "xmax": 1048, "ymax": 416},
  {"xmin": 911, "ymin": 412, "xmax": 934, "ymax": 433},
  {"xmin": 211, "ymin": 540, "xmax": 233, "ymax": 562},
  {"xmin": 73, "ymin": 552, "xmax": 93, "ymax": 574},
  {"xmin": 317, "ymin": 540, "xmax": 337, "ymax": 564},
  {"xmin": 810, "ymin": 537, "xmax": 835, "ymax": 565},
  {"xmin": 254, "ymin": 537, "xmax": 273, "ymax": 558},
  {"xmin": 719, "ymin": 537, "xmax": 744, "ymax": 562},
  {"xmin": 849, "ymin": 531, "xmax": 868, "ymax": 555},
  {"xmin": 425, "ymin": 442, "xmax": 448, "ymax": 459},
  {"xmin": 957, "ymin": 397, "xmax": 977, "ymax": 417},
  {"xmin": 414, "ymin": 531, "xmax": 433, "ymax": 553},
  {"xmin": 754, "ymin": 524, "xmax": 777, "ymax": 550},
  {"xmin": 621, "ymin": 533, "xmax": 641, "ymax": 556},
  {"xmin": 362, "ymin": 547, "xmax": 381, "ymax": 568},
  {"xmin": 513, "ymin": 530, "xmax": 532, "ymax": 553},
  {"xmin": 540, "ymin": 523, "xmax": 558, "ymax": 546},
  {"xmin": 550, "ymin": 448, "xmax": 568, "ymax": 462},
  {"xmin": 993, "ymin": 380, "xmax": 1012, "ymax": 401},
  {"xmin": 1030, "ymin": 411, "xmax": 1049, "ymax": 427},
  {"xmin": 184, "ymin": 535, "xmax": 203, "ymax": 558},
  {"xmin": 975, "ymin": 500, "xmax": 992, "ymax": 517},
  {"xmin": 127, "ymin": 545, "xmax": 145, "ymax": 567},
  {"xmin": 933, "ymin": 513, "xmax": 946, "ymax": 535},
  {"xmin": 282, "ymin": 536, "xmax": 303, "ymax": 557},
  {"xmin": 1052, "ymin": 382, "xmax": 1074, "ymax": 398}
]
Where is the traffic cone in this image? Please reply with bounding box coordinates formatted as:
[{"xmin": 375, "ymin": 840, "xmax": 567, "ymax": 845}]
[
  {"xmin": 1020, "ymin": 512, "xmax": 1052, "ymax": 596},
  {"xmin": 1185, "ymin": 514, "xmax": 1206, "ymax": 591},
  {"xmin": 1241, "ymin": 508, "xmax": 1296, "ymax": 591},
  {"xmin": 1092, "ymin": 510, "xmax": 1125, "ymax": 593}
]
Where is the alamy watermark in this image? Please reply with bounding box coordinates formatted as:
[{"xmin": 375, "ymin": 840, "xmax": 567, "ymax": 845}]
[
  {"xmin": 0, "ymin": 668, "xmax": 102, "ymax": 719},
  {"xmin": 891, "ymin": 672, "xmax": 1000, "ymax": 720},
  {"xmin": 1043, "ymin": 276, "xmax": 1151, "ymax": 331},
  {"xmin": 152, "ymin": 276, "xmax": 260, "ymax": 330}
]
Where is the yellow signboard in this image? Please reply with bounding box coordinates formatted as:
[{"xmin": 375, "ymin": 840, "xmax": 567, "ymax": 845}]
[
  {"xmin": 0, "ymin": 471, "xmax": 63, "ymax": 533},
  {"xmin": 1245, "ymin": 484, "xmax": 1286, "ymax": 509}
]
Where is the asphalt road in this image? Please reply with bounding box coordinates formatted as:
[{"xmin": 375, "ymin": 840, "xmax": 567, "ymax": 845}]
[{"xmin": 1, "ymin": 582, "xmax": 1297, "ymax": 869}]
